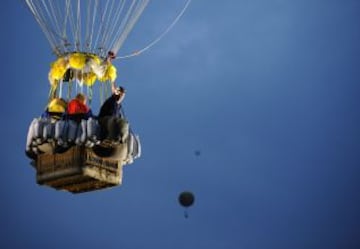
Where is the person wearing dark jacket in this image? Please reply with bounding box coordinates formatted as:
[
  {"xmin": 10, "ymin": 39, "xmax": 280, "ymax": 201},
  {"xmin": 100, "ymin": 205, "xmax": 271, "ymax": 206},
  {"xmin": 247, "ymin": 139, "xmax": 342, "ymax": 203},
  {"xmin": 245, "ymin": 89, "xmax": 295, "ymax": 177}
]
[{"xmin": 98, "ymin": 85, "xmax": 128, "ymax": 142}]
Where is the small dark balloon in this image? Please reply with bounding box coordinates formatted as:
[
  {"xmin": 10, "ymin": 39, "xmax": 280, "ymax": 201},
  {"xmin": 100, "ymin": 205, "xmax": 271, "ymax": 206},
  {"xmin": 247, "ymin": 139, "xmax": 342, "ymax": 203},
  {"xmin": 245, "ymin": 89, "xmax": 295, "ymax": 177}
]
[
  {"xmin": 178, "ymin": 191, "xmax": 195, "ymax": 207},
  {"xmin": 194, "ymin": 150, "xmax": 201, "ymax": 156}
]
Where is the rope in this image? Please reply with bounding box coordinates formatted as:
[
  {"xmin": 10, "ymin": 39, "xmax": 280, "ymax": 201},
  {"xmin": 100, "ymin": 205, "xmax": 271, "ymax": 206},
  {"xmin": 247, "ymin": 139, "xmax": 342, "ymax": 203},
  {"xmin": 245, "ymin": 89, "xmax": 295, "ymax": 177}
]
[
  {"xmin": 84, "ymin": 0, "xmax": 92, "ymax": 52},
  {"xmin": 111, "ymin": 0, "xmax": 150, "ymax": 55},
  {"xmin": 89, "ymin": 0, "xmax": 99, "ymax": 53},
  {"xmin": 25, "ymin": 0, "xmax": 162, "ymax": 57},
  {"xmin": 25, "ymin": 0, "xmax": 58, "ymax": 54},
  {"xmin": 67, "ymin": 0, "xmax": 77, "ymax": 52},
  {"xmin": 51, "ymin": 0, "xmax": 67, "ymax": 53},
  {"xmin": 45, "ymin": 0, "xmax": 61, "ymax": 39},
  {"xmin": 75, "ymin": 0, "xmax": 82, "ymax": 51},
  {"xmin": 116, "ymin": 0, "xmax": 192, "ymax": 60},
  {"xmin": 108, "ymin": 0, "xmax": 134, "ymax": 56},
  {"xmin": 61, "ymin": 0, "xmax": 71, "ymax": 52},
  {"xmin": 98, "ymin": 0, "xmax": 116, "ymax": 55},
  {"xmin": 59, "ymin": 80, "xmax": 63, "ymax": 98},
  {"xmin": 106, "ymin": 1, "xmax": 127, "ymax": 54},
  {"xmin": 92, "ymin": 0, "xmax": 110, "ymax": 56}
]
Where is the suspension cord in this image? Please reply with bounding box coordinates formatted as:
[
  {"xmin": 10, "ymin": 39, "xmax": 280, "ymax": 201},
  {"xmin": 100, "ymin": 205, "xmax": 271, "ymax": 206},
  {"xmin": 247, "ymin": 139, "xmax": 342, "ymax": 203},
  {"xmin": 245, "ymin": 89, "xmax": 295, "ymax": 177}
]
[{"xmin": 116, "ymin": 0, "xmax": 192, "ymax": 60}]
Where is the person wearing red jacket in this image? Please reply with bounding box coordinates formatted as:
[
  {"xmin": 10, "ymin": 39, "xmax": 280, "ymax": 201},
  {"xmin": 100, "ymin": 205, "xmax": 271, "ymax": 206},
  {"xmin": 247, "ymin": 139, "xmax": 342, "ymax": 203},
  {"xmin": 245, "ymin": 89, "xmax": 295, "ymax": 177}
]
[{"xmin": 67, "ymin": 93, "xmax": 92, "ymax": 120}]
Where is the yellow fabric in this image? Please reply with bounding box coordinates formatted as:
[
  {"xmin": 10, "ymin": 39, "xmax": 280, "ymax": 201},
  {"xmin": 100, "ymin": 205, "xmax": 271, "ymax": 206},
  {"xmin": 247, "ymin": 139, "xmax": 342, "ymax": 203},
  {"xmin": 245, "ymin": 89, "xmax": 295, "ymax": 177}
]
[
  {"xmin": 69, "ymin": 52, "xmax": 87, "ymax": 70},
  {"xmin": 49, "ymin": 57, "xmax": 68, "ymax": 81},
  {"xmin": 88, "ymin": 54, "xmax": 101, "ymax": 65},
  {"xmin": 83, "ymin": 72, "xmax": 97, "ymax": 86},
  {"xmin": 99, "ymin": 64, "xmax": 117, "ymax": 82},
  {"xmin": 48, "ymin": 98, "xmax": 67, "ymax": 113}
]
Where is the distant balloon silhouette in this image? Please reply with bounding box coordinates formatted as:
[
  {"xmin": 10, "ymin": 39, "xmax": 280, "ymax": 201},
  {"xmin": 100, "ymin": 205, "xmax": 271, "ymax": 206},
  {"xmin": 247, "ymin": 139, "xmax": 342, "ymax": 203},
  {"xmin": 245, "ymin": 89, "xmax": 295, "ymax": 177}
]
[
  {"xmin": 194, "ymin": 150, "xmax": 201, "ymax": 156},
  {"xmin": 178, "ymin": 191, "xmax": 195, "ymax": 218}
]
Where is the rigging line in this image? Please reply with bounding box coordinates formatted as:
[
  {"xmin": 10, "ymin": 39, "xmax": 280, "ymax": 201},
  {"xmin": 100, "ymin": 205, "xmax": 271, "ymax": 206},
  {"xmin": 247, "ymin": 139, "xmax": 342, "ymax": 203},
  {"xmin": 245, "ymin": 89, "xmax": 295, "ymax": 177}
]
[
  {"xmin": 91, "ymin": 0, "xmax": 104, "ymax": 54},
  {"xmin": 61, "ymin": 0, "xmax": 71, "ymax": 52},
  {"xmin": 105, "ymin": 0, "xmax": 125, "ymax": 53},
  {"xmin": 100, "ymin": 81, "xmax": 104, "ymax": 104},
  {"xmin": 47, "ymin": 0, "xmax": 62, "ymax": 40},
  {"xmin": 116, "ymin": 0, "xmax": 192, "ymax": 59},
  {"xmin": 113, "ymin": 0, "xmax": 150, "ymax": 54},
  {"xmin": 69, "ymin": 0, "xmax": 79, "ymax": 51},
  {"xmin": 105, "ymin": 0, "xmax": 126, "ymax": 53},
  {"xmin": 100, "ymin": 0, "xmax": 118, "ymax": 56},
  {"xmin": 67, "ymin": 0, "xmax": 78, "ymax": 52},
  {"xmin": 34, "ymin": 0, "xmax": 58, "ymax": 48},
  {"xmin": 37, "ymin": 0, "xmax": 58, "ymax": 45},
  {"xmin": 88, "ymin": 0, "xmax": 99, "ymax": 54},
  {"xmin": 111, "ymin": 0, "xmax": 141, "ymax": 55},
  {"xmin": 84, "ymin": 0, "xmax": 92, "ymax": 51},
  {"xmin": 106, "ymin": 1, "xmax": 124, "ymax": 50},
  {"xmin": 43, "ymin": 0, "xmax": 65, "ymax": 54},
  {"xmin": 98, "ymin": 0, "xmax": 116, "ymax": 52},
  {"xmin": 100, "ymin": 0, "xmax": 119, "ymax": 57},
  {"xmin": 108, "ymin": 0, "xmax": 139, "ymax": 53},
  {"xmin": 59, "ymin": 80, "xmax": 63, "ymax": 99},
  {"xmin": 93, "ymin": 0, "xmax": 111, "ymax": 56},
  {"xmin": 26, "ymin": 0, "xmax": 58, "ymax": 54},
  {"xmin": 62, "ymin": 0, "xmax": 73, "ymax": 50},
  {"xmin": 75, "ymin": 0, "xmax": 82, "ymax": 51},
  {"xmin": 51, "ymin": 0, "xmax": 67, "ymax": 53},
  {"xmin": 108, "ymin": 0, "xmax": 131, "ymax": 55},
  {"xmin": 47, "ymin": 0, "xmax": 67, "ymax": 54},
  {"xmin": 110, "ymin": 0, "xmax": 137, "ymax": 53},
  {"xmin": 107, "ymin": 0, "xmax": 127, "ymax": 52},
  {"xmin": 112, "ymin": 0, "xmax": 149, "ymax": 55}
]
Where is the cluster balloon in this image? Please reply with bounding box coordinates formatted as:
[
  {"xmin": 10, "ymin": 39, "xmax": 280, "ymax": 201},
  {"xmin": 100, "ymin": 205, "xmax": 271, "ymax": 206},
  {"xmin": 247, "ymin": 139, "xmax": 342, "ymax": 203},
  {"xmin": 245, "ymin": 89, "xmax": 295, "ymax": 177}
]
[{"xmin": 178, "ymin": 191, "xmax": 195, "ymax": 218}]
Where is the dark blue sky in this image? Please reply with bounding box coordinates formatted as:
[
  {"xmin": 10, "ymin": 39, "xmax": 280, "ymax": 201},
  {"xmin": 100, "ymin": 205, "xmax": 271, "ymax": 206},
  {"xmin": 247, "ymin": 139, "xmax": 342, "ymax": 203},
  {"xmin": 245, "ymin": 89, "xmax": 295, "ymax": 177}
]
[{"xmin": 1, "ymin": 0, "xmax": 360, "ymax": 248}]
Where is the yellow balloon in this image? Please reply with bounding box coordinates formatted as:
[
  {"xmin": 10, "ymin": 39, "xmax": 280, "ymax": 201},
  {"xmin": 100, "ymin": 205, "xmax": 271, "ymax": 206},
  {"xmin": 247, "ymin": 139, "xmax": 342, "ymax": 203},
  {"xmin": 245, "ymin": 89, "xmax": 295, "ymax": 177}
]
[
  {"xmin": 99, "ymin": 64, "xmax": 117, "ymax": 82},
  {"xmin": 88, "ymin": 54, "xmax": 101, "ymax": 65},
  {"xmin": 69, "ymin": 52, "xmax": 87, "ymax": 70},
  {"xmin": 49, "ymin": 57, "xmax": 68, "ymax": 80},
  {"xmin": 83, "ymin": 72, "xmax": 97, "ymax": 86}
]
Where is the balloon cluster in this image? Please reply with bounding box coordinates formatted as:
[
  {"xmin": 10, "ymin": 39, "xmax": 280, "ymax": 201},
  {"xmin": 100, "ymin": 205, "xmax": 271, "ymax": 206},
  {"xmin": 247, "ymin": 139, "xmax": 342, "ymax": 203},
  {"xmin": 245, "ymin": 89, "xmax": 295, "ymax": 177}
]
[{"xmin": 48, "ymin": 52, "xmax": 117, "ymax": 87}]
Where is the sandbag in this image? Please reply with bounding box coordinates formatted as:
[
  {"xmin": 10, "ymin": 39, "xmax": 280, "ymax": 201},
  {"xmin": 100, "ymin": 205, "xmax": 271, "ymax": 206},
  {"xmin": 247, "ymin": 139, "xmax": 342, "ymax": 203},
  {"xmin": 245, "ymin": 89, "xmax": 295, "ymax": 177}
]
[
  {"xmin": 67, "ymin": 120, "xmax": 78, "ymax": 143},
  {"xmin": 26, "ymin": 118, "xmax": 37, "ymax": 151},
  {"xmin": 118, "ymin": 118, "xmax": 129, "ymax": 143},
  {"xmin": 80, "ymin": 119, "xmax": 87, "ymax": 143},
  {"xmin": 55, "ymin": 120, "xmax": 66, "ymax": 140},
  {"xmin": 32, "ymin": 118, "xmax": 44, "ymax": 139},
  {"xmin": 43, "ymin": 120, "xmax": 55, "ymax": 141},
  {"xmin": 87, "ymin": 117, "xmax": 99, "ymax": 142},
  {"xmin": 133, "ymin": 134, "xmax": 141, "ymax": 159},
  {"xmin": 75, "ymin": 119, "xmax": 87, "ymax": 145}
]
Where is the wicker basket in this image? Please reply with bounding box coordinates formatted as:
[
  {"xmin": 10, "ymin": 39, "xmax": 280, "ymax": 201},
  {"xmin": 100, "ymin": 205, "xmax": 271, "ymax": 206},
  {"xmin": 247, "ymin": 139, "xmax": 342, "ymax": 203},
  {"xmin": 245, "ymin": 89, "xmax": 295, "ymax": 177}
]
[{"xmin": 35, "ymin": 145, "xmax": 125, "ymax": 193}]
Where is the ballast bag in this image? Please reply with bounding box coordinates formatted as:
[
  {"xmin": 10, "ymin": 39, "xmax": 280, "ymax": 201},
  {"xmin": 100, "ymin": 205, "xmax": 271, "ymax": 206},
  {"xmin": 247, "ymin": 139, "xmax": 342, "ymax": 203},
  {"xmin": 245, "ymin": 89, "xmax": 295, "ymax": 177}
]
[
  {"xmin": 33, "ymin": 118, "xmax": 44, "ymax": 139},
  {"xmin": 87, "ymin": 117, "xmax": 99, "ymax": 142},
  {"xmin": 133, "ymin": 134, "xmax": 141, "ymax": 159},
  {"xmin": 26, "ymin": 119, "xmax": 37, "ymax": 151},
  {"xmin": 118, "ymin": 118, "xmax": 129, "ymax": 143},
  {"xmin": 67, "ymin": 120, "xmax": 78, "ymax": 142},
  {"xmin": 43, "ymin": 120, "xmax": 55, "ymax": 141}
]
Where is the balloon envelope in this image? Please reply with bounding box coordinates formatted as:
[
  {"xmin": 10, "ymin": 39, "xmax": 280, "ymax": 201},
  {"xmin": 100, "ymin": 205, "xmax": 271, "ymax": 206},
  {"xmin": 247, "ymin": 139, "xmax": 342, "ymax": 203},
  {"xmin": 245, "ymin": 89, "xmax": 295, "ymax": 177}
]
[{"xmin": 178, "ymin": 191, "xmax": 195, "ymax": 207}]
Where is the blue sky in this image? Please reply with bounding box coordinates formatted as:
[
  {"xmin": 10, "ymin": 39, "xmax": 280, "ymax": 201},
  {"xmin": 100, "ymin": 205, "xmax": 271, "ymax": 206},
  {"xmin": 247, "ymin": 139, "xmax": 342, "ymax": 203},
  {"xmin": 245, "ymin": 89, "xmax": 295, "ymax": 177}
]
[{"xmin": 1, "ymin": 0, "xmax": 360, "ymax": 248}]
